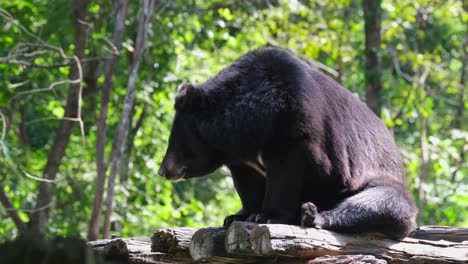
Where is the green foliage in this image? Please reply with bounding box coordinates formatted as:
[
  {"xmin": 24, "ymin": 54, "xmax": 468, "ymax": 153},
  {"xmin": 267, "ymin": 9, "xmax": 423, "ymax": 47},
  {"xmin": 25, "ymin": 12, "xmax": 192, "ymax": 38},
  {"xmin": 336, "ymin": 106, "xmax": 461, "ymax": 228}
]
[{"xmin": 0, "ymin": 0, "xmax": 466, "ymax": 241}]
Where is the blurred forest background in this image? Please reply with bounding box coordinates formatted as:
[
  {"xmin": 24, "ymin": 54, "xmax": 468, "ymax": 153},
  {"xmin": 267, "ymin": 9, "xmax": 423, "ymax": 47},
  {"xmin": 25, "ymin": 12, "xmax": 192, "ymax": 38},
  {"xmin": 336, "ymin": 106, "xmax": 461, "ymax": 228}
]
[{"xmin": 0, "ymin": 0, "xmax": 466, "ymax": 241}]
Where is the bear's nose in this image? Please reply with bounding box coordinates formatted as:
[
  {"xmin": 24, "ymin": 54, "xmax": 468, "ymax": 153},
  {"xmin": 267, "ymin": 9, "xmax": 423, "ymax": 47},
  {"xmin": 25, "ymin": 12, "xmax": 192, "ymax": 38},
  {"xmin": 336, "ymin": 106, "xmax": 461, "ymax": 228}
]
[{"xmin": 158, "ymin": 167, "xmax": 165, "ymax": 176}]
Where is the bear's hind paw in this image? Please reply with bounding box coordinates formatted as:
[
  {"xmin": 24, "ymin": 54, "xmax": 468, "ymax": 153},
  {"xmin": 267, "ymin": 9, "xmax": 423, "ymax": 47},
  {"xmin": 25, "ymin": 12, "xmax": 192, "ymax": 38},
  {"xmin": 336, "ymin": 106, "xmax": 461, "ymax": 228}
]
[{"xmin": 301, "ymin": 202, "xmax": 319, "ymax": 227}]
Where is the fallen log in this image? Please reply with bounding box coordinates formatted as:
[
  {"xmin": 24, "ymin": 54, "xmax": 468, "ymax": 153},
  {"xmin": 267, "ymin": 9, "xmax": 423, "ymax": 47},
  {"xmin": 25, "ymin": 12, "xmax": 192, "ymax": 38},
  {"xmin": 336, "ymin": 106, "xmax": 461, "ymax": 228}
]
[
  {"xmin": 87, "ymin": 237, "xmax": 172, "ymax": 263},
  {"xmin": 151, "ymin": 227, "xmax": 198, "ymax": 256},
  {"xmin": 409, "ymin": 226, "xmax": 468, "ymax": 243},
  {"xmin": 307, "ymin": 254, "xmax": 387, "ymax": 264},
  {"xmin": 225, "ymin": 221, "xmax": 256, "ymax": 255},
  {"xmin": 88, "ymin": 224, "xmax": 468, "ymax": 263},
  {"xmin": 189, "ymin": 227, "xmax": 227, "ymax": 261},
  {"xmin": 250, "ymin": 224, "xmax": 468, "ymax": 263}
]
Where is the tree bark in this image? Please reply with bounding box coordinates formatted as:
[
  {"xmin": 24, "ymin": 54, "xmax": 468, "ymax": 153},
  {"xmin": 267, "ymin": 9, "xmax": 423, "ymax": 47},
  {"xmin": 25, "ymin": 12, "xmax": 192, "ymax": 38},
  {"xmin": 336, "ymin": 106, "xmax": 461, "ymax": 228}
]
[
  {"xmin": 250, "ymin": 224, "xmax": 468, "ymax": 263},
  {"xmin": 189, "ymin": 228, "xmax": 227, "ymax": 261},
  {"xmin": 93, "ymin": 224, "xmax": 468, "ymax": 263},
  {"xmin": 409, "ymin": 226, "xmax": 468, "ymax": 243},
  {"xmin": 119, "ymin": 104, "xmax": 148, "ymax": 182},
  {"xmin": 88, "ymin": 0, "xmax": 129, "ymax": 241},
  {"xmin": 151, "ymin": 227, "xmax": 198, "ymax": 255},
  {"xmin": 102, "ymin": 0, "xmax": 156, "ymax": 239},
  {"xmin": 225, "ymin": 221, "xmax": 256, "ymax": 255},
  {"xmin": 28, "ymin": 0, "xmax": 89, "ymax": 235},
  {"xmin": 363, "ymin": 0, "xmax": 382, "ymax": 116}
]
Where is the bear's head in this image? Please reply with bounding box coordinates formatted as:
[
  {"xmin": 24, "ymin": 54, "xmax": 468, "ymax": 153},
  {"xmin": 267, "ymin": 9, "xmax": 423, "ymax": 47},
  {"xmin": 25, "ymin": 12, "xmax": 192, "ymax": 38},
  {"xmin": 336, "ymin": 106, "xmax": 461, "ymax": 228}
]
[{"xmin": 158, "ymin": 84, "xmax": 222, "ymax": 181}]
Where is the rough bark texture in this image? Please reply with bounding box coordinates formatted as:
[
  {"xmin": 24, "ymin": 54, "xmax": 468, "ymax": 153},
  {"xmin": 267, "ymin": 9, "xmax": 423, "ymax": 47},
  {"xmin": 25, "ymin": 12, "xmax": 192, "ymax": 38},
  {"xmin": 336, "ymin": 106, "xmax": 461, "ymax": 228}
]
[
  {"xmin": 102, "ymin": 0, "xmax": 156, "ymax": 239},
  {"xmin": 88, "ymin": 0, "xmax": 129, "ymax": 242},
  {"xmin": 225, "ymin": 221, "xmax": 256, "ymax": 255},
  {"xmin": 189, "ymin": 227, "xmax": 227, "ymax": 261},
  {"xmin": 151, "ymin": 227, "xmax": 198, "ymax": 256},
  {"xmin": 409, "ymin": 226, "xmax": 468, "ymax": 243},
  {"xmin": 28, "ymin": 0, "xmax": 89, "ymax": 235},
  {"xmin": 250, "ymin": 224, "xmax": 468, "ymax": 263},
  {"xmin": 88, "ymin": 237, "xmax": 166, "ymax": 263},
  {"xmin": 363, "ymin": 0, "xmax": 382, "ymax": 115},
  {"xmin": 90, "ymin": 224, "xmax": 468, "ymax": 263},
  {"xmin": 308, "ymin": 255, "xmax": 387, "ymax": 264}
]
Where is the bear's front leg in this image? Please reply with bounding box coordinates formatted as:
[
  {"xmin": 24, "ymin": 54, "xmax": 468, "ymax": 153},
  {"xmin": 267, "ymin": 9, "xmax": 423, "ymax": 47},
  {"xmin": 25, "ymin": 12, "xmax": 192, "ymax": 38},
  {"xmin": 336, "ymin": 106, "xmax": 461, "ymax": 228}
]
[
  {"xmin": 224, "ymin": 164, "xmax": 265, "ymax": 226},
  {"xmin": 258, "ymin": 147, "xmax": 305, "ymax": 225}
]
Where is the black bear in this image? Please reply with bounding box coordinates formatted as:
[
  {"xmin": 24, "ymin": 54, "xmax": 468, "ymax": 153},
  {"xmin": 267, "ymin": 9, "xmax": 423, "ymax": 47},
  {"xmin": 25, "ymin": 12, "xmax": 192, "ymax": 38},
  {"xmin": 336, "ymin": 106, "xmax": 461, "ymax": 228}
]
[{"xmin": 158, "ymin": 47, "xmax": 417, "ymax": 239}]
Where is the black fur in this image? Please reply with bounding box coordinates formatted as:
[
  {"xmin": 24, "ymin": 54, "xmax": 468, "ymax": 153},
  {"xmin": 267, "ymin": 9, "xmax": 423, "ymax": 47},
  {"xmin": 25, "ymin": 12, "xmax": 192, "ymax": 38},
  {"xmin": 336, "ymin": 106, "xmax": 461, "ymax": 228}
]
[{"xmin": 159, "ymin": 47, "xmax": 417, "ymax": 239}]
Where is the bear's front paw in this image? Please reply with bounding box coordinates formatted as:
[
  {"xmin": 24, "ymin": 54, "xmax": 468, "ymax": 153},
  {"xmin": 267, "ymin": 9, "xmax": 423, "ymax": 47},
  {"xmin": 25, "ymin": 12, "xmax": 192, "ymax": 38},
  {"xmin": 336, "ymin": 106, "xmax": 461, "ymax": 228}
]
[
  {"xmin": 223, "ymin": 210, "xmax": 250, "ymax": 227},
  {"xmin": 247, "ymin": 213, "xmax": 292, "ymax": 224},
  {"xmin": 301, "ymin": 202, "xmax": 321, "ymax": 227},
  {"xmin": 244, "ymin": 213, "xmax": 269, "ymax": 223},
  {"xmin": 245, "ymin": 213, "xmax": 257, "ymax": 223}
]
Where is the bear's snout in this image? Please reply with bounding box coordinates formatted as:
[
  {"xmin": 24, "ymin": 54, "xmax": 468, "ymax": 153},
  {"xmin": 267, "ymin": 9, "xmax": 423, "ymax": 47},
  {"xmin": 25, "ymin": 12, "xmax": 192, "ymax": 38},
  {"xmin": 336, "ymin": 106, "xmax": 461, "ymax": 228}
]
[{"xmin": 158, "ymin": 157, "xmax": 186, "ymax": 181}]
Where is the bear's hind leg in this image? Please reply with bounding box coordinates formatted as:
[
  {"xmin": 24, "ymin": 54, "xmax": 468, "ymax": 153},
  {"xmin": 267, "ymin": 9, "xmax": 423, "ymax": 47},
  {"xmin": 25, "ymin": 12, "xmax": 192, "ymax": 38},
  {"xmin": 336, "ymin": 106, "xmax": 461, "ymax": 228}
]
[{"xmin": 302, "ymin": 181, "xmax": 417, "ymax": 239}]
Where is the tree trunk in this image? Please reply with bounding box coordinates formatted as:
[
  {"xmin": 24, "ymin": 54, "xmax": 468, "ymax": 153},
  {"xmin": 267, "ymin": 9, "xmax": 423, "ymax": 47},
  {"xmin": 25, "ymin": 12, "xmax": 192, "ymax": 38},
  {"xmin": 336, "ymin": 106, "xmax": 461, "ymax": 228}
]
[
  {"xmin": 88, "ymin": 0, "xmax": 129, "ymax": 241},
  {"xmin": 119, "ymin": 104, "xmax": 148, "ymax": 183},
  {"xmin": 363, "ymin": 0, "xmax": 382, "ymax": 116},
  {"xmin": 102, "ymin": 0, "xmax": 156, "ymax": 239},
  {"xmin": 28, "ymin": 0, "xmax": 89, "ymax": 235}
]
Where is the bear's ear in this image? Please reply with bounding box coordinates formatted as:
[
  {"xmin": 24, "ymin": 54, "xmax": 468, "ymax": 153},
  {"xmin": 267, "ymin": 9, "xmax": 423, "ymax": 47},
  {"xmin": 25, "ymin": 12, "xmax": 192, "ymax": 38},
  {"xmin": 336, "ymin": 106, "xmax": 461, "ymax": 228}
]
[{"xmin": 175, "ymin": 83, "xmax": 206, "ymax": 111}]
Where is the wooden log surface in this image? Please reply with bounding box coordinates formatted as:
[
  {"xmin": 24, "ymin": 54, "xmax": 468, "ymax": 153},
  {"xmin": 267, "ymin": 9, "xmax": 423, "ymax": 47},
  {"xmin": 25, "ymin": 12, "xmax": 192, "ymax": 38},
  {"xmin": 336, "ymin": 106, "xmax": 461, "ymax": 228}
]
[
  {"xmin": 189, "ymin": 227, "xmax": 227, "ymax": 261},
  {"xmin": 409, "ymin": 226, "xmax": 468, "ymax": 243},
  {"xmin": 88, "ymin": 224, "xmax": 468, "ymax": 263},
  {"xmin": 88, "ymin": 237, "xmax": 176, "ymax": 263},
  {"xmin": 307, "ymin": 254, "xmax": 387, "ymax": 264},
  {"xmin": 225, "ymin": 221, "xmax": 257, "ymax": 255},
  {"xmin": 151, "ymin": 227, "xmax": 198, "ymax": 255},
  {"xmin": 250, "ymin": 224, "xmax": 468, "ymax": 263}
]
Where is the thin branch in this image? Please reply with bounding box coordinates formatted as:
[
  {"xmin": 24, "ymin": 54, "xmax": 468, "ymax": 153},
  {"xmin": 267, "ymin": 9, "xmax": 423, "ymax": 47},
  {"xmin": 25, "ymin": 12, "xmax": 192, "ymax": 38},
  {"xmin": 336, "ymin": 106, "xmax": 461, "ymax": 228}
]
[
  {"xmin": 8, "ymin": 80, "xmax": 30, "ymax": 89},
  {"xmin": 24, "ymin": 117, "xmax": 83, "ymax": 126},
  {"xmin": 390, "ymin": 48, "xmax": 415, "ymax": 122},
  {"xmin": 0, "ymin": 5, "xmax": 89, "ymax": 234},
  {"xmin": 0, "ymin": 185, "xmax": 26, "ymax": 233},
  {"xmin": 0, "ymin": 9, "xmax": 67, "ymax": 58},
  {"xmin": 0, "ymin": 57, "xmax": 72, "ymax": 68},
  {"xmin": 71, "ymin": 54, "xmax": 86, "ymax": 154},
  {"xmin": 8, "ymin": 79, "xmax": 80, "ymax": 103},
  {"xmin": 5, "ymin": 201, "xmax": 53, "ymax": 213},
  {"xmin": 22, "ymin": 170, "xmax": 58, "ymax": 183},
  {"xmin": 390, "ymin": 48, "xmax": 413, "ymax": 82},
  {"xmin": 0, "ymin": 111, "xmax": 6, "ymax": 140}
]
